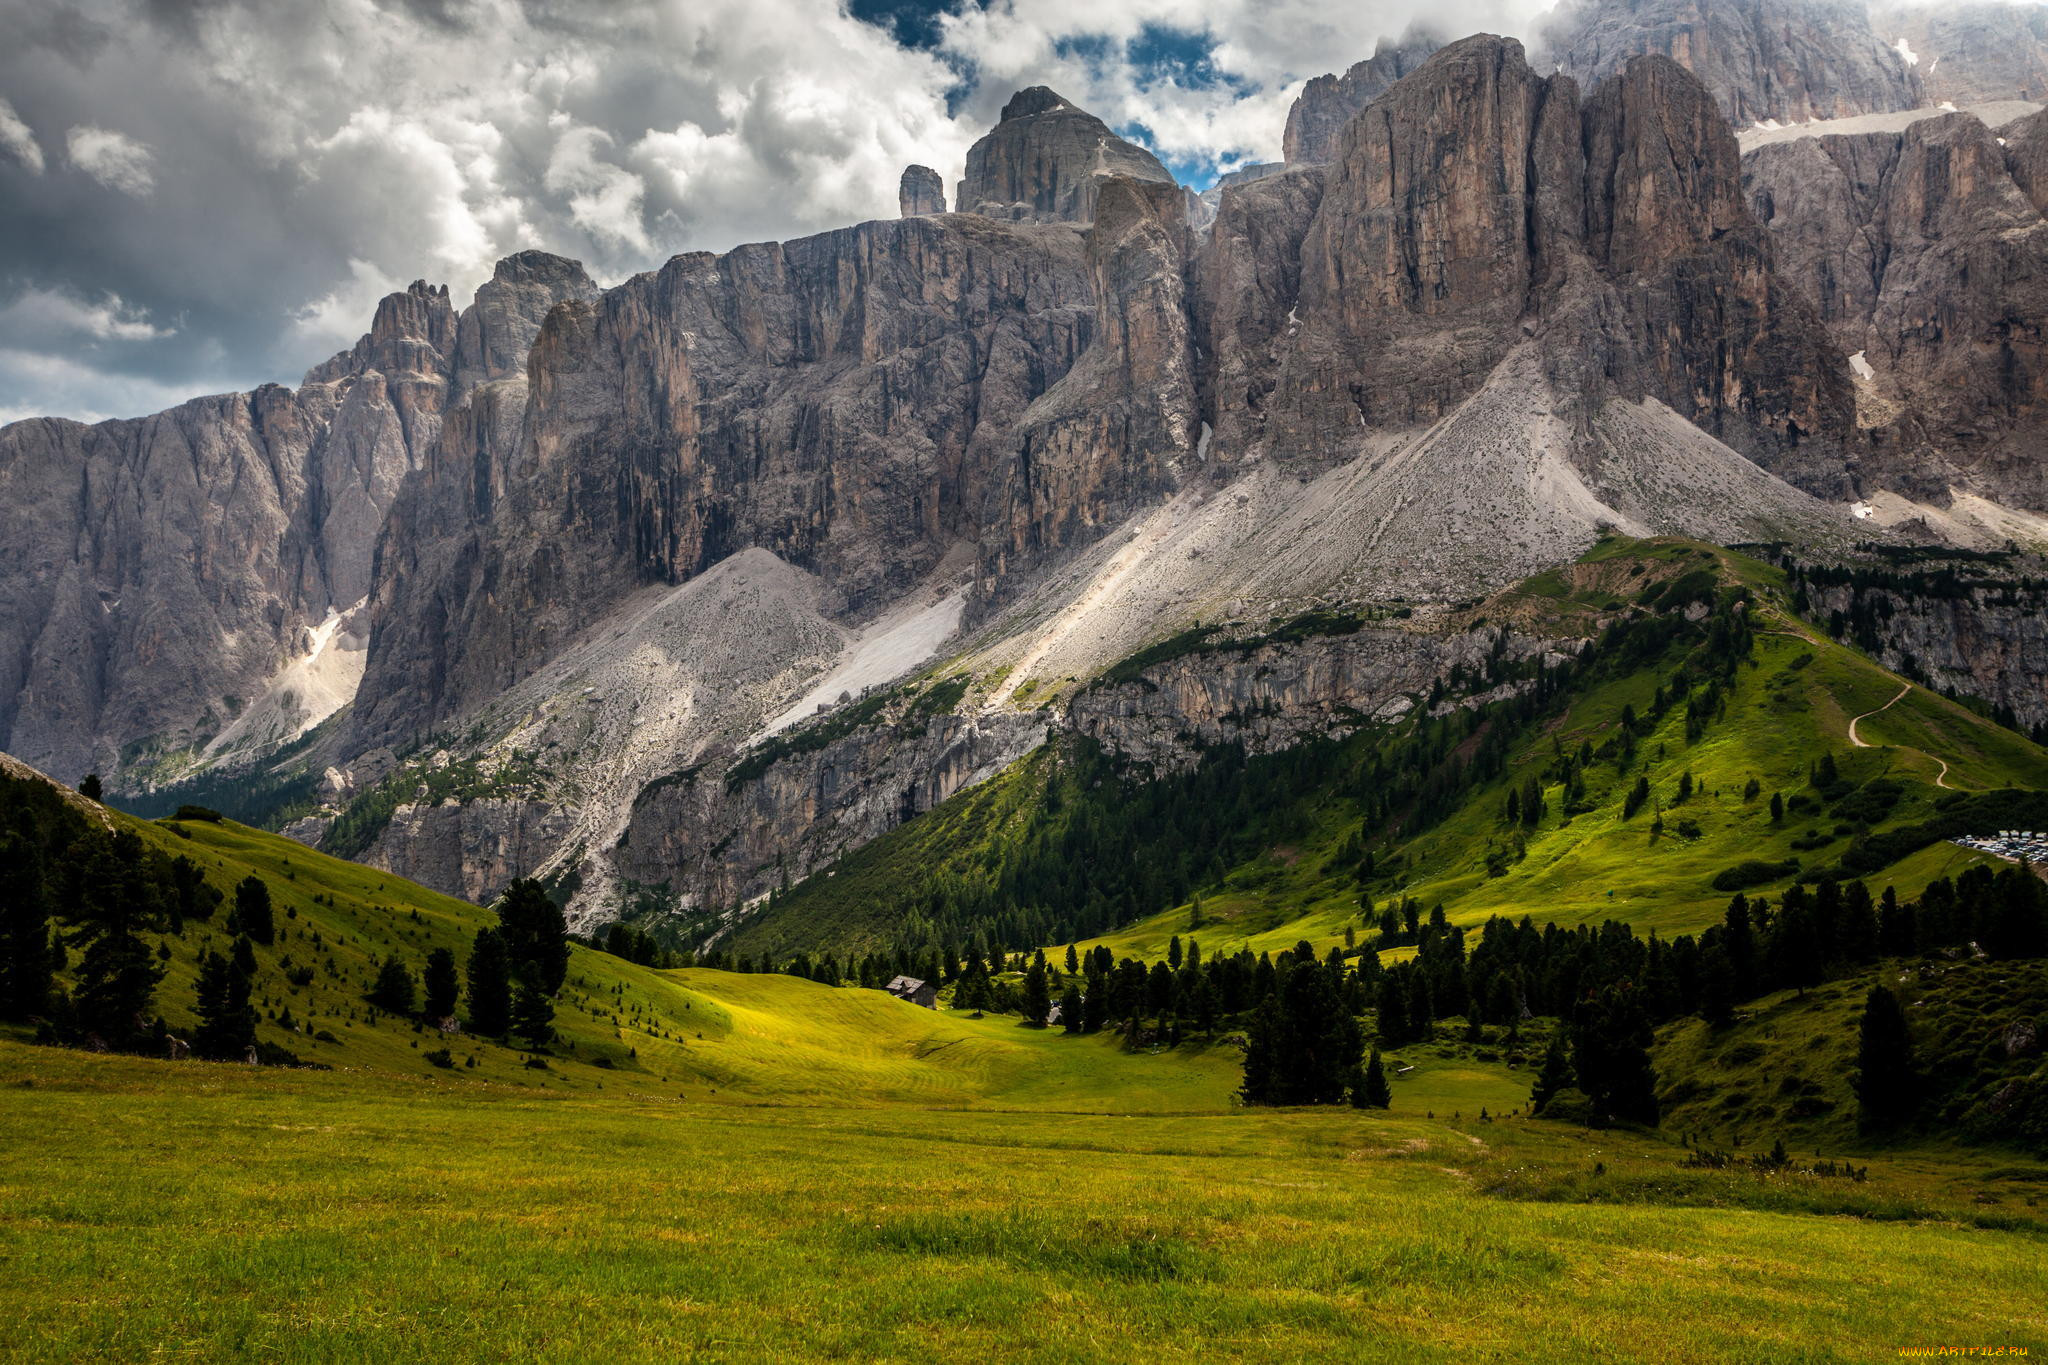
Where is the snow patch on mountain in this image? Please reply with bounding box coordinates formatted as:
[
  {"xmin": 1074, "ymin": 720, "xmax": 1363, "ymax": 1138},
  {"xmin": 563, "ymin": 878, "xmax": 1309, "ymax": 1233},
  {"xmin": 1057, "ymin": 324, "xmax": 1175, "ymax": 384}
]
[{"xmin": 203, "ymin": 599, "xmax": 368, "ymax": 762}]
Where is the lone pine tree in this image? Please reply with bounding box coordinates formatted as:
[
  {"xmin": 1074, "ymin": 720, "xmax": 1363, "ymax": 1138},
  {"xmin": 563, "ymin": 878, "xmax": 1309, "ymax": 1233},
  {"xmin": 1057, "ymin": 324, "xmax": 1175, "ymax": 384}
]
[
  {"xmin": 1354, "ymin": 1049, "xmax": 1392, "ymax": 1109},
  {"xmin": 466, "ymin": 928, "xmax": 513, "ymax": 1036},
  {"xmin": 421, "ymin": 947, "xmax": 460, "ymax": 1021},
  {"xmin": 230, "ymin": 876, "xmax": 274, "ymax": 946},
  {"xmin": 191, "ymin": 950, "xmax": 256, "ymax": 1060},
  {"xmin": 1854, "ymin": 984, "xmax": 1919, "ymax": 1133}
]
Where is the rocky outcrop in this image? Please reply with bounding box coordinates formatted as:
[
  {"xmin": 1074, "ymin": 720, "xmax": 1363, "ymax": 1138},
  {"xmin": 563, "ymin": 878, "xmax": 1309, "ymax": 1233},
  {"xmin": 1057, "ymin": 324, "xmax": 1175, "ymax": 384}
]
[
  {"xmin": 1874, "ymin": 2, "xmax": 2048, "ymax": 106},
  {"xmin": 1799, "ymin": 571, "xmax": 2048, "ymax": 733},
  {"xmin": 1744, "ymin": 108, "xmax": 2048, "ymax": 507},
  {"xmin": 1066, "ymin": 623, "xmax": 1566, "ymax": 773},
  {"xmin": 362, "ymin": 796, "xmax": 576, "ymax": 906},
  {"xmin": 1233, "ymin": 37, "xmax": 1849, "ymax": 481},
  {"xmin": 451, "ymin": 252, "xmax": 598, "ymax": 400},
  {"xmin": 1543, "ymin": 0, "xmax": 1922, "ymax": 126},
  {"xmin": 899, "ymin": 164, "xmax": 946, "ymax": 217},
  {"xmin": 955, "ymin": 86, "xmax": 1175, "ymax": 223},
  {"xmin": 986, "ymin": 176, "xmax": 1197, "ymax": 574},
  {"xmin": 0, "ymin": 250, "xmax": 597, "ymax": 791},
  {"xmin": 352, "ymin": 210, "xmax": 1099, "ymax": 752},
  {"xmin": 1282, "ymin": 31, "xmax": 1444, "ymax": 164},
  {"xmin": 618, "ymin": 709, "xmax": 1050, "ymax": 919}
]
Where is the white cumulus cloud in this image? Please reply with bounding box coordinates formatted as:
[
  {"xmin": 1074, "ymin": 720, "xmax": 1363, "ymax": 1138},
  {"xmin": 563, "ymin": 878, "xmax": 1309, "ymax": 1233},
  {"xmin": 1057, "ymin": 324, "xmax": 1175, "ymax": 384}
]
[
  {"xmin": 0, "ymin": 97, "xmax": 42, "ymax": 173},
  {"xmin": 65, "ymin": 125, "xmax": 155, "ymax": 196}
]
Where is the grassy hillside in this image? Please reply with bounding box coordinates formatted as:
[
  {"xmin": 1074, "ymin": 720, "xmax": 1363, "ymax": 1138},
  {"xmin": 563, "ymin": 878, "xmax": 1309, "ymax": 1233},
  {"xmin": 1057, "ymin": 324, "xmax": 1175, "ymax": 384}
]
[
  {"xmin": 4, "ymin": 785, "xmax": 1237, "ymax": 1110},
  {"xmin": 744, "ymin": 538, "xmax": 2048, "ymax": 969},
  {"xmin": 1656, "ymin": 957, "xmax": 2048, "ymax": 1156}
]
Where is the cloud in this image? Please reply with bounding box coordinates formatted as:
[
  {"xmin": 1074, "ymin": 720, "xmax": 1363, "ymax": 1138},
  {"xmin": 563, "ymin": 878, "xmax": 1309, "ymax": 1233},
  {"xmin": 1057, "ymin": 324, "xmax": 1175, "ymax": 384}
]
[
  {"xmin": 0, "ymin": 0, "xmax": 1563, "ymax": 423},
  {"xmin": 0, "ymin": 97, "xmax": 42, "ymax": 173},
  {"xmin": 0, "ymin": 346, "xmax": 227, "ymax": 426},
  {"xmin": 65, "ymin": 125, "xmax": 156, "ymax": 196},
  {"xmin": 0, "ymin": 286, "xmax": 175, "ymax": 342}
]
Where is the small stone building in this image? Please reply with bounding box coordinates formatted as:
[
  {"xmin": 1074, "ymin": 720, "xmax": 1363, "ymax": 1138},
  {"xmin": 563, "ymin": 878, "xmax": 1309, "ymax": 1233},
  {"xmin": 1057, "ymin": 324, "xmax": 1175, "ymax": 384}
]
[{"xmin": 884, "ymin": 975, "xmax": 938, "ymax": 1009}]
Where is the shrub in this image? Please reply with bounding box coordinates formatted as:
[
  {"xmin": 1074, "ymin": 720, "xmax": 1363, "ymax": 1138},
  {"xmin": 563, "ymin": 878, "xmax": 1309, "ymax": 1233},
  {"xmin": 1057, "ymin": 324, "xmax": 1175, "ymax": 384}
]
[{"xmin": 1711, "ymin": 858, "xmax": 1800, "ymax": 893}]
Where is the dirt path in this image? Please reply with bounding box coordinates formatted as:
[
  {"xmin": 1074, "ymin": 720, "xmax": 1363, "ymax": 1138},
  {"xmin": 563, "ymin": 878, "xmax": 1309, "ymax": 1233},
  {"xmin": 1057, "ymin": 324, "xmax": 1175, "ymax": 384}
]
[
  {"xmin": 1847, "ymin": 683, "xmax": 1955, "ymax": 788},
  {"xmin": 1848, "ymin": 684, "xmax": 1909, "ymax": 747}
]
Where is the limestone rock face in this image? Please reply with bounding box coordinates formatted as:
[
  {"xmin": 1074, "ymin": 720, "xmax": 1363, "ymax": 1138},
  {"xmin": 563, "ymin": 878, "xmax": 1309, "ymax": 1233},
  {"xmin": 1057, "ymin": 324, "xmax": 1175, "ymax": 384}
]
[
  {"xmin": 1281, "ymin": 32, "xmax": 1444, "ymax": 164},
  {"xmin": 985, "ymin": 176, "xmax": 1197, "ymax": 576},
  {"xmin": 1544, "ymin": 0, "xmax": 1921, "ymax": 126},
  {"xmin": 1067, "ymin": 624, "xmax": 1565, "ymax": 773},
  {"xmin": 898, "ymin": 164, "xmax": 946, "ymax": 217},
  {"xmin": 0, "ymin": 254, "xmax": 600, "ymax": 790},
  {"xmin": 616, "ymin": 709, "xmax": 1049, "ymax": 917},
  {"xmin": 452, "ymin": 252, "xmax": 597, "ymax": 400},
  {"xmin": 1874, "ymin": 2, "xmax": 2048, "ymax": 106},
  {"xmin": 956, "ymin": 86, "xmax": 1175, "ymax": 223},
  {"xmin": 351, "ymin": 212, "xmax": 1099, "ymax": 751},
  {"xmin": 1745, "ymin": 109, "xmax": 2048, "ymax": 506},
  {"xmin": 1204, "ymin": 37, "xmax": 1849, "ymax": 488}
]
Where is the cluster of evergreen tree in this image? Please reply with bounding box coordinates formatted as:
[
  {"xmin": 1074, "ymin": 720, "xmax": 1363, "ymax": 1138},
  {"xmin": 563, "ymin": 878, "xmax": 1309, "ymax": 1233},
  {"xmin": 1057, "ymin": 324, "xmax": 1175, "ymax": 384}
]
[
  {"xmin": 464, "ymin": 879, "xmax": 567, "ymax": 1048},
  {"xmin": 0, "ymin": 770, "xmax": 226, "ymax": 1052}
]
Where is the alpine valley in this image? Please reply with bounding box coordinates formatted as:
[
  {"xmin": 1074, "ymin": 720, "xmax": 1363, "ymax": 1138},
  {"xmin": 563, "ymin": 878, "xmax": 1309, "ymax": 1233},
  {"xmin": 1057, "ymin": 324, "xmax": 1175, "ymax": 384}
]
[{"xmin": 5, "ymin": 2, "xmax": 2048, "ymax": 1361}]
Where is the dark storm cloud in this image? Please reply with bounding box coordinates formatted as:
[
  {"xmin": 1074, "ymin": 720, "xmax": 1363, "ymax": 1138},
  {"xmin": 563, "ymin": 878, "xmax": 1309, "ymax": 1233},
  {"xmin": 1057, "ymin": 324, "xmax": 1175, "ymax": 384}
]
[{"xmin": 0, "ymin": 0, "xmax": 1555, "ymax": 424}]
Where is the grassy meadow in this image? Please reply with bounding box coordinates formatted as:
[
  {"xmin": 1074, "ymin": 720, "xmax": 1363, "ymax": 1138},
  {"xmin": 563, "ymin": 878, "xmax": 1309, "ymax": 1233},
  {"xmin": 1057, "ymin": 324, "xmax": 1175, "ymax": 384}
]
[{"xmin": 4, "ymin": 1035, "xmax": 2045, "ymax": 1364}]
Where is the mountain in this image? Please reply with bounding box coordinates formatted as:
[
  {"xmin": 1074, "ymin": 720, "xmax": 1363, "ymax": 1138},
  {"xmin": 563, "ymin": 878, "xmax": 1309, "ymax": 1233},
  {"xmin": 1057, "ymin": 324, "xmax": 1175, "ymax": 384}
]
[
  {"xmin": 1873, "ymin": 1, "xmax": 2048, "ymax": 105},
  {"xmin": 0, "ymin": 253, "xmax": 594, "ymax": 790},
  {"xmin": 1542, "ymin": 0, "xmax": 1923, "ymax": 126},
  {"xmin": 7, "ymin": 14, "xmax": 2048, "ymax": 944},
  {"xmin": 725, "ymin": 538, "xmax": 2048, "ymax": 963},
  {"xmin": 954, "ymin": 86, "xmax": 1176, "ymax": 223},
  {"xmin": 1282, "ymin": 30, "xmax": 1446, "ymax": 164},
  {"xmin": 1742, "ymin": 103, "xmax": 2048, "ymax": 516}
]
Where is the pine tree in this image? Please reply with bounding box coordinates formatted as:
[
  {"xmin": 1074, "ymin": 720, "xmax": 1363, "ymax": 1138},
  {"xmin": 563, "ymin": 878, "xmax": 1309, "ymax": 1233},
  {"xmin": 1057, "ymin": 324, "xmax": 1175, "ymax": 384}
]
[
  {"xmin": 0, "ymin": 831, "xmax": 53, "ymax": 1020},
  {"xmin": 191, "ymin": 950, "xmax": 256, "ymax": 1060},
  {"xmin": 79, "ymin": 774, "xmax": 102, "ymax": 802},
  {"xmin": 1853, "ymin": 985, "xmax": 1917, "ymax": 1133},
  {"xmin": 1354, "ymin": 1048, "xmax": 1392, "ymax": 1109},
  {"xmin": 67, "ymin": 830, "xmax": 169, "ymax": 1047},
  {"xmin": 230, "ymin": 876, "xmax": 275, "ymax": 946},
  {"xmin": 1059, "ymin": 984, "xmax": 1083, "ymax": 1034},
  {"xmin": 496, "ymin": 879, "xmax": 569, "ymax": 995},
  {"xmin": 369, "ymin": 955, "xmax": 416, "ymax": 1015},
  {"xmin": 511, "ymin": 966, "xmax": 556, "ymax": 1048},
  {"xmin": 466, "ymin": 928, "xmax": 513, "ymax": 1036},
  {"xmin": 1531, "ymin": 1035, "xmax": 1572, "ymax": 1111},
  {"xmin": 1769, "ymin": 792, "xmax": 1784, "ymax": 824},
  {"xmin": 1020, "ymin": 959, "xmax": 1052, "ymax": 1027},
  {"xmin": 421, "ymin": 947, "xmax": 459, "ymax": 1021}
]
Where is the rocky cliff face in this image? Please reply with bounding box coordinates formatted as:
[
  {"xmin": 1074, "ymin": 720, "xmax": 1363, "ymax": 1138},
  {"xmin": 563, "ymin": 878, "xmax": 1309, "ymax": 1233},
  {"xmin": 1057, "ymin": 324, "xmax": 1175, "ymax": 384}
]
[
  {"xmin": 1282, "ymin": 32, "xmax": 1444, "ymax": 164},
  {"xmin": 898, "ymin": 165, "xmax": 946, "ymax": 217},
  {"xmin": 618, "ymin": 708, "xmax": 1049, "ymax": 925},
  {"xmin": 1796, "ymin": 565, "xmax": 2048, "ymax": 733},
  {"xmin": 1744, "ymin": 107, "xmax": 2048, "ymax": 508},
  {"xmin": 955, "ymin": 86, "xmax": 1176, "ymax": 223},
  {"xmin": 1066, "ymin": 623, "xmax": 1567, "ymax": 773},
  {"xmin": 0, "ymin": 254, "xmax": 595, "ymax": 791},
  {"xmin": 1226, "ymin": 37, "xmax": 1848, "ymax": 485},
  {"xmin": 351, "ymin": 211, "xmax": 1098, "ymax": 753},
  {"xmin": 1874, "ymin": 2, "xmax": 2048, "ymax": 106},
  {"xmin": 1544, "ymin": 0, "xmax": 1922, "ymax": 126}
]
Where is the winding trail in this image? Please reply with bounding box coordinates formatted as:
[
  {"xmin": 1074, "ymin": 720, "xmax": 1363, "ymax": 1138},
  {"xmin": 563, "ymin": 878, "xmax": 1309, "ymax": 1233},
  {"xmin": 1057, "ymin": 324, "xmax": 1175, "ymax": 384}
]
[
  {"xmin": 1846, "ymin": 682, "xmax": 1956, "ymax": 789},
  {"xmin": 1847, "ymin": 684, "xmax": 1909, "ymax": 748}
]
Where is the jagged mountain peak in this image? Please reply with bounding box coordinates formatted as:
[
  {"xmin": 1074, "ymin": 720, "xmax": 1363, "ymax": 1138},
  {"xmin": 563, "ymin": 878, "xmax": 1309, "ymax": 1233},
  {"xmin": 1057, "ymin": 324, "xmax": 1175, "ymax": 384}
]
[{"xmin": 957, "ymin": 86, "xmax": 1175, "ymax": 223}]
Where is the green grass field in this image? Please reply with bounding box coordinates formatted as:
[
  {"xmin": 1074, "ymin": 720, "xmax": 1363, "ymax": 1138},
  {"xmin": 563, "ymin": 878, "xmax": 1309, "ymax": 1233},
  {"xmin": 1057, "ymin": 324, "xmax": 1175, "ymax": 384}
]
[{"xmin": 4, "ymin": 1035, "xmax": 2044, "ymax": 1363}]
